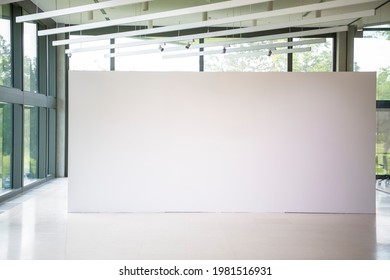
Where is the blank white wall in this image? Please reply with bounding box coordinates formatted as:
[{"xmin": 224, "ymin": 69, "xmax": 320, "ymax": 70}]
[{"xmin": 68, "ymin": 71, "xmax": 376, "ymax": 213}]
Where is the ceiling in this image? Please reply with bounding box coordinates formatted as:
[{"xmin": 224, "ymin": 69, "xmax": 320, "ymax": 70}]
[
  {"xmin": 16, "ymin": 0, "xmax": 390, "ymax": 56},
  {"xmin": 27, "ymin": 0, "xmax": 390, "ymax": 29}
]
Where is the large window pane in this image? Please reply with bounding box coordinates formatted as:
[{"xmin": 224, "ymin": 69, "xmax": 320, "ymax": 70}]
[
  {"xmin": 355, "ymin": 27, "xmax": 390, "ymax": 176},
  {"xmin": 115, "ymin": 37, "xmax": 199, "ymax": 71},
  {"xmin": 23, "ymin": 22, "xmax": 38, "ymax": 92},
  {"xmin": 377, "ymin": 109, "xmax": 390, "ymax": 176},
  {"xmin": 205, "ymin": 39, "xmax": 288, "ymax": 72},
  {"xmin": 48, "ymin": 109, "xmax": 56, "ymax": 176},
  {"xmin": 69, "ymin": 35, "xmax": 110, "ymax": 71},
  {"xmin": 0, "ymin": 103, "xmax": 12, "ymax": 191},
  {"xmin": 355, "ymin": 28, "xmax": 390, "ymax": 100},
  {"xmin": 24, "ymin": 106, "xmax": 38, "ymax": 186},
  {"xmin": 0, "ymin": 4, "xmax": 12, "ymax": 87},
  {"xmin": 293, "ymin": 37, "xmax": 333, "ymax": 72}
]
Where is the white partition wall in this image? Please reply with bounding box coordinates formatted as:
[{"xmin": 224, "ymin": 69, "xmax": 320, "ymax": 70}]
[{"xmin": 68, "ymin": 71, "xmax": 376, "ymax": 213}]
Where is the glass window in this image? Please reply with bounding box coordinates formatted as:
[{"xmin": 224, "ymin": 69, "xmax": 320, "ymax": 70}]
[
  {"xmin": 355, "ymin": 29, "xmax": 390, "ymax": 100},
  {"xmin": 0, "ymin": 103, "xmax": 12, "ymax": 192},
  {"xmin": 204, "ymin": 39, "xmax": 288, "ymax": 72},
  {"xmin": 24, "ymin": 106, "xmax": 38, "ymax": 186},
  {"xmin": 115, "ymin": 37, "xmax": 199, "ymax": 71},
  {"xmin": 23, "ymin": 22, "xmax": 38, "ymax": 92},
  {"xmin": 292, "ymin": 37, "xmax": 333, "ymax": 72},
  {"xmin": 48, "ymin": 109, "xmax": 56, "ymax": 176},
  {"xmin": 355, "ymin": 27, "xmax": 390, "ymax": 176},
  {"xmin": 69, "ymin": 35, "xmax": 110, "ymax": 71},
  {"xmin": 0, "ymin": 4, "xmax": 12, "ymax": 87},
  {"xmin": 377, "ymin": 109, "xmax": 390, "ymax": 176}
]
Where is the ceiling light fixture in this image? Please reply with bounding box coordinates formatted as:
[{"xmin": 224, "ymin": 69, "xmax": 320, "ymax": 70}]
[
  {"xmin": 52, "ymin": 0, "xmax": 378, "ymax": 47},
  {"xmin": 38, "ymin": 0, "xmax": 274, "ymax": 36},
  {"xmin": 227, "ymin": 47, "xmax": 312, "ymax": 58},
  {"xmin": 187, "ymin": 28, "xmax": 342, "ymax": 50},
  {"xmin": 162, "ymin": 47, "xmax": 312, "ymax": 59},
  {"xmin": 104, "ymin": 30, "xmax": 340, "ymax": 58},
  {"xmin": 105, "ymin": 38, "xmax": 326, "ymax": 58},
  {"xmin": 65, "ymin": 9, "xmax": 372, "ymax": 55},
  {"xmin": 16, "ymin": 0, "xmax": 154, "ymax": 23}
]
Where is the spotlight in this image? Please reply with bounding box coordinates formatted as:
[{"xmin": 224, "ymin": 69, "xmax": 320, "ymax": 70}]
[
  {"xmin": 267, "ymin": 49, "xmax": 272, "ymax": 56},
  {"xmin": 185, "ymin": 42, "xmax": 191, "ymax": 49},
  {"xmin": 222, "ymin": 47, "xmax": 227, "ymax": 54},
  {"xmin": 159, "ymin": 45, "xmax": 164, "ymax": 52}
]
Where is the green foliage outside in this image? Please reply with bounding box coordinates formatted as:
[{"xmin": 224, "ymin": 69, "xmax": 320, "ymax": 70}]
[
  {"xmin": 377, "ymin": 67, "xmax": 390, "ymax": 100},
  {"xmin": 358, "ymin": 30, "xmax": 390, "ymax": 100},
  {"xmin": 1, "ymin": 20, "xmax": 38, "ymax": 188},
  {"xmin": 205, "ymin": 39, "xmax": 333, "ymax": 72},
  {"xmin": 365, "ymin": 30, "xmax": 390, "ymax": 174},
  {"xmin": 364, "ymin": 30, "xmax": 390, "ymax": 40},
  {"xmin": 23, "ymin": 56, "xmax": 38, "ymax": 93},
  {"xmin": 1, "ymin": 154, "xmax": 11, "ymax": 186},
  {"xmin": 293, "ymin": 39, "xmax": 332, "ymax": 72},
  {"xmin": 205, "ymin": 39, "xmax": 288, "ymax": 72},
  {"xmin": 0, "ymin": 104, "xmax": 12, "ymax": 189},
  {"xmin": 205, "ymin": 51, "xmax": 287, "ymax": 72},
  {"xmin": 23, "ymin": 107, "xmax": 39, "ymax": 183},
  {"xmin": 0, "ymin": 25, "xmax": 12, "ymax": 188},
  {"xmin": 0, "ymin": 34, "xmax": 12, "ymax": 87}
]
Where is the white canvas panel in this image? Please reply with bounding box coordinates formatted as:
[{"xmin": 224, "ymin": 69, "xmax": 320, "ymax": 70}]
[{"xmin": 68, "ymin": 71, "xmax": 376, "ymax": 213}]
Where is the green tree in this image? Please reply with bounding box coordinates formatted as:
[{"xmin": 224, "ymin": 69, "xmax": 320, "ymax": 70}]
[
  {"xmin": 205, "ymin": 39, "xmax": 332, "ymax": 72},
  {"xmin": 23, "ymin": 56, "xmax": 38, "ymax": 92},
  {"xmin": 364, "ymin": 30, "xmax": 390, "ymax": 40},
  {"xmin": 0, "ymin": 34, "xmax": 12, "ymax": 87},
  {"xmin": 377, "ymin": 66, "xmax": 390, "ymax": 100},
  {"xmin": 0, "ymin": 34, "xmax": 12, "ymax": 188},
  {"xmin": 293, "ymin": 39, "xmax": 332, "ymax": 72},
  {"xmin": 365, "ymin": 30, "xmax": 390, "ymax": 101},
  {"xmin": 0, "ymin": 104, "xmax": 12, "ymax": 189}
]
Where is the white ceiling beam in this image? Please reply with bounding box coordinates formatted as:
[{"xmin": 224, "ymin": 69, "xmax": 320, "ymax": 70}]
[
  {"xmin": 16, "ymin": 0, "xmax": 154, "ymax": 23},
  {"xmin": 162, "ymin": 46, "xmax": 312, "ymax": 59},
  {"xmin": 65, "ymin": 10, "xmax": 373, "ymax": 54},
  {"xmin": 106, "ymin": 38, "xmax": 326, "ymax": 58},
  {"xmin": 53, "ymin": 0, "xmax": 380, "ymax": 47},
  {"xmin": 38, "ymin": 0, "xmax": 274, "ymax": 36}
]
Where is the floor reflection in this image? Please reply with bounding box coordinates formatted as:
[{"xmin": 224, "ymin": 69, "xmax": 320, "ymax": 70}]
[{"xmin": 0, "ymin": 179, "xmax": 389, "ymax": 259}]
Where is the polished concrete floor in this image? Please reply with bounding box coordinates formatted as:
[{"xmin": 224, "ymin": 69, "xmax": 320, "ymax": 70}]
[{"xmin": 0, "ymin": 178, "xmax": 389, "ymax": 260}]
